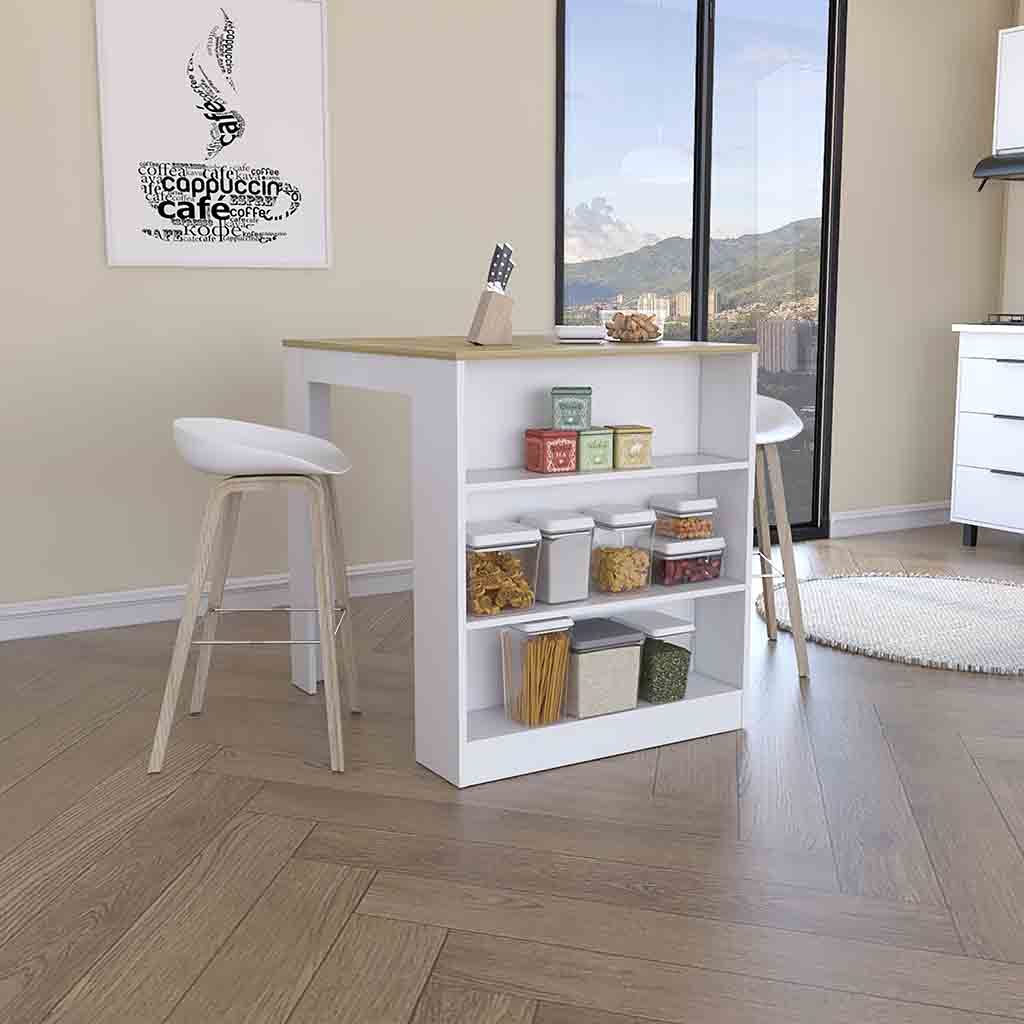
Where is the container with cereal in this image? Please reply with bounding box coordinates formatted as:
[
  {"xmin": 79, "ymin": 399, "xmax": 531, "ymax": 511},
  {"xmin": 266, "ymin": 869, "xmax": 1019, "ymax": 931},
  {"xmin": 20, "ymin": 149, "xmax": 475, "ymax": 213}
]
[
  {"xmin": 501, "ymin": 618, "xmax": 573, "ymax": 727},
  {"xmin": 651, "ymin": 495, "xmax": 717, "ymax": 540},
  {"xmin": 466, "ymin": 521, "xmax": 540, "ymax": 617},
  {"xmin": 652, "ymin": 536, "xmax": 726, "ymax": 586},
  {"xmin": 586, "ymin": 505, "xmax": 656, "ymax": 594}
]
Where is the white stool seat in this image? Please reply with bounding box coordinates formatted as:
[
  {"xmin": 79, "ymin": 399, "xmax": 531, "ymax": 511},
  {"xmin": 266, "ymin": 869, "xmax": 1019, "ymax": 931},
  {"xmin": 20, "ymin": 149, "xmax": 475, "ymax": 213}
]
[
  {"xmin": 756, "ymin": 396, "xmax": 803, "ymax": 446},
  {"xmin": 174, "ymin": 418, "xmax": 352, "ymax": 477}
]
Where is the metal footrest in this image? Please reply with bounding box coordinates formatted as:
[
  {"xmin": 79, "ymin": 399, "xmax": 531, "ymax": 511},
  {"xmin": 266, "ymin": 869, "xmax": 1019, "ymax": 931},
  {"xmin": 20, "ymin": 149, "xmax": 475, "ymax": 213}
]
[
  {"xmin": 756, "ymin": 550, "xmax": 786, "ymax": 581},
  {"xmin": 191, "ymin": 606, "xmax": 348, "ymax": 646}
]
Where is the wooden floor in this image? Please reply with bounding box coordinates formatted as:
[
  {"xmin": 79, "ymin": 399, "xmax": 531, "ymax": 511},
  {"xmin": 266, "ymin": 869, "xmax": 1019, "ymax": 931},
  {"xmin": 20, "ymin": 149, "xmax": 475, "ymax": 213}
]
[{"xmin": 4, "ymin": 524, "xmax": 1024, "ymax": 1023}]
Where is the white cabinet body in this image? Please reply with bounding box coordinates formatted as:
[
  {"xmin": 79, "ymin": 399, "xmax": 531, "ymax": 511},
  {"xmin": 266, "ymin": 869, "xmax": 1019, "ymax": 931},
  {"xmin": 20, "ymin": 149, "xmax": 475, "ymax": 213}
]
[
  {"xmin": 994, "ymin": 27, "xmax": 1024, "ymax": 154},
  {"xmin": 951, "ymin": 325, "xmax": 1024, "ymax": 537}
]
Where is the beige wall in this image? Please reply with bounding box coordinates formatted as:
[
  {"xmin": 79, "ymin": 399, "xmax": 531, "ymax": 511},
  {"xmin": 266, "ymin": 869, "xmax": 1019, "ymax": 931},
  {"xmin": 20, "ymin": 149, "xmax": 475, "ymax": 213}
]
[
  {"xmin": 4, "ymin": 0, "xmax": 554, "ymax": 603},
  {"xmin": 830, "ymin": 0, "xmax": 1011, "ymax": 515},
  {"xmin": 3, "ymin": 0, "xmax": 1014, "ymax": 606},
  {"xmin": 1002, "ymin": 0, "xmax": 1024, "ymax": 307}
]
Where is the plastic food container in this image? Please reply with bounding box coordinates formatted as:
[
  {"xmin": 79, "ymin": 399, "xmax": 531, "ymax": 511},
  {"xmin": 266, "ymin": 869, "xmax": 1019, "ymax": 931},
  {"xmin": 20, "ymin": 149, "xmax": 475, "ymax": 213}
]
[
  {"xmin": 551, "ymin": 386, "xmax": 593, "ymax": 431},
  {"xmin": 586, "ymin": 505, "xmax": 656, "ymax": 593},
  {"xmin": 577, "ymin": 427, "xmax": 614, "ymax": 473},
  {"xmin": 525, "ymin": 428, "xmax": 577, "ymax": 474},
  {"xmin": 519, "ymin": 511, "xmax": 594, "ymax": 605},
  {"xmin": 608, "ymin": 425, "xmax": 654, "ymax": 469},
  {"xmin": 652, "ymin": 536, "xmax": 726, "ymax": 586},
  {"xmin": 615, "ymin": 611, "xmax": 695, "ymax": 704},
  {"xmin": 651, "ymin": 495, "xmax": 717, "ymax": 540},
  {"xmin": 466, "ymin": 520, "xmax": 540, "ymax": 616},
  {"xmin": 567, "ymin": 618, "xmax": 644, "ymax": 718},
  {"xmin": 501, "ymin": 618, "xmax": 573, "ymax": 726}
]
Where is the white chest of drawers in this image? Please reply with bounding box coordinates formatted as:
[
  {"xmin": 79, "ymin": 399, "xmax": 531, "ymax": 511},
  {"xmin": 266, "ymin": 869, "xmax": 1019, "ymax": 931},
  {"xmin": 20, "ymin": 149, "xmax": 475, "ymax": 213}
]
[{"xmin": 952, "ymin": 325, "xmax": 1024, "ymax": 544}]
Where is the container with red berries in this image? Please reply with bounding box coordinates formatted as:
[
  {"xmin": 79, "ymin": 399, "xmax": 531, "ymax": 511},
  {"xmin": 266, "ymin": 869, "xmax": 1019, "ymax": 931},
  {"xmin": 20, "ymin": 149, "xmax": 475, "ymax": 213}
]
[{"xmin": 652, "ymin": 536, "xmax": 726, "ymax": 586}]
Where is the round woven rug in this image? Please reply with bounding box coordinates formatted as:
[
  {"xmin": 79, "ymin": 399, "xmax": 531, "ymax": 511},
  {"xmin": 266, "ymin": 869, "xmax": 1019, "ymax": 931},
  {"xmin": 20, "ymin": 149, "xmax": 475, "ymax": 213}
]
[{"xmin": 756, "ymin": 573, "xmax": 1024, "ymax": 674}]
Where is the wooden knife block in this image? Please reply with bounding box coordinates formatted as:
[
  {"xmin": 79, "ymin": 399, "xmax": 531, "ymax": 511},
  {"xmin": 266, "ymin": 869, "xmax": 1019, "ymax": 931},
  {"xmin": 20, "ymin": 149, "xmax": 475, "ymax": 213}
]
[{"xmin": 467, "ymin": 289, "xmax": 513, "ymax": 346}]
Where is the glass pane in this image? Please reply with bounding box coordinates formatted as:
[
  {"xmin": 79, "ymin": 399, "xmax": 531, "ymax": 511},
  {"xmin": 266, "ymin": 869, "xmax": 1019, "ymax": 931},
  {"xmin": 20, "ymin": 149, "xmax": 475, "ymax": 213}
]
[
  {"xmin": 709, "ymin": 0, "xmax": 830, "ymax": 524},
  {"xmin": 562, "ymin": 0, "xmax": 698, "ymax": 337}
]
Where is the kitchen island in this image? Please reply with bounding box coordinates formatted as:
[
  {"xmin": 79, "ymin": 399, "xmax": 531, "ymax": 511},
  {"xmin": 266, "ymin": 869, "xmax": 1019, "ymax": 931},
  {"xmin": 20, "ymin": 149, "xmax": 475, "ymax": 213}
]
[{"xmin": 284, "ymin": 335, "xmax": 758, "ymax": 787}]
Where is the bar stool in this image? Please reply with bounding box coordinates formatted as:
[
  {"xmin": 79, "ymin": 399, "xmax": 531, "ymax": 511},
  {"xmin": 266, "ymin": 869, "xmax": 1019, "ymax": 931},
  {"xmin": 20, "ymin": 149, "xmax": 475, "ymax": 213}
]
[
  {"xmin": 148, "ymin": 418, "xmax": 359, "ymax": 774},
  {"xmin": 754, "ymin": 396, "xmax": 810, "ymax": 680}
]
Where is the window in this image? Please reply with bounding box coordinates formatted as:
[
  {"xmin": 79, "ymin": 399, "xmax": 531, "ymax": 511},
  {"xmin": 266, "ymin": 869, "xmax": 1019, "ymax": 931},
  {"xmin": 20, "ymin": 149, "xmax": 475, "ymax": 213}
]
[{"xmin": 557, "ymin": 0, "xmax": 845, "ymax": 536}]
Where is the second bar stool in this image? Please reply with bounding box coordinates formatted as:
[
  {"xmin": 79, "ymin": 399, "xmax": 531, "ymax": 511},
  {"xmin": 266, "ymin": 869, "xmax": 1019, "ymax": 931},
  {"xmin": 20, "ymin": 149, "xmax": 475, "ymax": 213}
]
[
  {"xmin": 754, "ymin": 396, "xmax": 810, "ymax": 680},
  {"xmin": 148, "ymin": 418, "xmax": 360, "ymax": 774}
]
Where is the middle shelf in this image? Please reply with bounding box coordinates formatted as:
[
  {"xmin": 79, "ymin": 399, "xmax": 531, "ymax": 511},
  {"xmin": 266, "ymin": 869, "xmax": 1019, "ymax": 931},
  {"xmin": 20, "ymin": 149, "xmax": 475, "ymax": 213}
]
[
  {"xmin": 465, "ymin": 452, "xmax": 748, "ymax": 493},
  {"xmin": 465, "ymin": 576, "xmax": 746, "ymax": 631}
]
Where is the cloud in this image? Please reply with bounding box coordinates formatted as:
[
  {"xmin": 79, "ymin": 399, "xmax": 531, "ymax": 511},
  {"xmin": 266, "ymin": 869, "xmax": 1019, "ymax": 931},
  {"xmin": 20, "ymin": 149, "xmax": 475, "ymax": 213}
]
[{"xmin": 565, "ymin": 197, "xmax": 661, "ymax": 263}]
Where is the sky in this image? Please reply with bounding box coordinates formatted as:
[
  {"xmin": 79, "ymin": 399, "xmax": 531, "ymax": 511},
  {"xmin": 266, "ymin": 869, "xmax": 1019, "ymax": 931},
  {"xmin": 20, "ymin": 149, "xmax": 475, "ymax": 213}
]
[{"xmin": 564, "ymin": 0, "xmax": 829, "ymax": 262}]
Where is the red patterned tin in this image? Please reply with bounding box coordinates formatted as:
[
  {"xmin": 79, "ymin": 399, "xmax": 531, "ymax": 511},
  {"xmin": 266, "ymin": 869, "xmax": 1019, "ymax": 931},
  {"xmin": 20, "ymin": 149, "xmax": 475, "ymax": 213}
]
[{"xmin": 525, "ymin": 428, "xmax": 578, "ymax": 474}]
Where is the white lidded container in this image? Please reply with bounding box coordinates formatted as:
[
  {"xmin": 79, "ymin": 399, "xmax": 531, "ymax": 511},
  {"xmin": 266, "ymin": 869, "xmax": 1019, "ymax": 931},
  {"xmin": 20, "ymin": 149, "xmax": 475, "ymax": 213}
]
[
  {"xmin": 586, "ymin": 505, "xmax": 656, "ymax": 593},
  {"xmin": 650, "ymin": 495, "xmax": 718, "ymax": 541},
  {"xmin": 466, "ymin": 520, "xmax": 541, "ymax": 617},
  {"xmin": 518, "ymin": 510, "xmax": 594, "ymax": 605},
  {"xmin": 501, "ymin": 617, "xmax": 573, "ymax": 727},
  {"xmin": 567, "ymin": 617, "xmax": 645, "ymax": 718},
  {"xmin": 615, "ymin": 610, "xmax": 695, "ymax": 704},
  {"xmin": 652, "ymin": 536, "xmax": 727, "ymax": 586}
]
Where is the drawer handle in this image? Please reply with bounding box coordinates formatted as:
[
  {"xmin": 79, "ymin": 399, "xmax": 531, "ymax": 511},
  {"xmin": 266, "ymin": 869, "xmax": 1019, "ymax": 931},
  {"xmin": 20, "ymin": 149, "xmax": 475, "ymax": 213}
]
[
  {"xmin": 993, "ymin": 414, "xmax": 1024, "ymax": 421},
  {"xmin": 991, "ymin": 469, "xmax": 1024, "ymax": 479},
  {"xmin": 996, "ymin": 358, "xmax": 1024, "ymax": 364}
]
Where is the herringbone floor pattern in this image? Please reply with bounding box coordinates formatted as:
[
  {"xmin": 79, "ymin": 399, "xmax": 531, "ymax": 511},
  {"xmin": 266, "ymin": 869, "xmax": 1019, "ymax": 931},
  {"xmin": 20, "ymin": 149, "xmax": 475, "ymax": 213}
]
[{"xmin": 3, "ymin": 524, "xmax": 1024, "ymax": 1023}]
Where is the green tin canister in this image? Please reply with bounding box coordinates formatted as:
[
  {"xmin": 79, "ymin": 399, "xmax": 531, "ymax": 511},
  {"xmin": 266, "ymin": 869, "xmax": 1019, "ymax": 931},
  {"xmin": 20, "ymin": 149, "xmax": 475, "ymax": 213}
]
[
  {"xmin": 551, "ymin": 386, "xmax": 593, "ymax": 431},
  {"xmin": 577, "ymin": 427, "xmax": 613, "ymax": 472}
]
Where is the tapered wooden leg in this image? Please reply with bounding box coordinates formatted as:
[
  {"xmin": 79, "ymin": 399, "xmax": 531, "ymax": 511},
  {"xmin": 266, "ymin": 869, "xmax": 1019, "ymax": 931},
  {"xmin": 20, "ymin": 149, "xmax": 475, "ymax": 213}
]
[
  {"xmin": 754, "ymin": 446, "xmax": 778, "ymax": 641},
  {"xmin": 325, "ymin": 476, "xmax": 361, "ymax": 714},
  {"xmin": 149, "ymin": 484, "xmax": 229, "ymax": 773},
  {"xmin": 310, "ymin": 480, "xmax": 345, "ymax": 772},
  {"xmin": 764, "ymin": 444, "xmax": 810, "ymax": 680},
  {"xmin": 189, "ymin": 490, "xmax": 242, "ymax": 715}
]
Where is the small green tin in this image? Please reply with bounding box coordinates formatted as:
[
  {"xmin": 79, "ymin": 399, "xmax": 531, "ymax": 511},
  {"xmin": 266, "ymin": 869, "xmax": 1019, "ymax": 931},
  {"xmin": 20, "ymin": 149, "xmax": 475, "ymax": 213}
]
[
  {"xmin": 577, "ymin": 427, "xmax": 613, "ymax": 472},
  {"xmin": 551, "ymin": 386, "xmax": 592, "ymax": 431}
]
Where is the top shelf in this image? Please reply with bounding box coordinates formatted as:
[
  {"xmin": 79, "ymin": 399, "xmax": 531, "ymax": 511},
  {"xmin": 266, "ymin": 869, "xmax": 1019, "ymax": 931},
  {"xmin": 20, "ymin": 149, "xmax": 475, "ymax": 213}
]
[{"xmin": 466, "ymin": 452, "xmax": 748, "ymax": 492}]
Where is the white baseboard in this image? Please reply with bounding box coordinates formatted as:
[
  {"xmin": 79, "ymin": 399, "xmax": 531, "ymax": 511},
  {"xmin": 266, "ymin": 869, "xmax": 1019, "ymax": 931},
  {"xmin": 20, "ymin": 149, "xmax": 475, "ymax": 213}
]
[
  {"xmin": 830, "ymin": 502, "xmax": 951, "ymax": 539},
  {"xmin": 0, "ymin": 560, "xmax": 414, "ymax": 642}
]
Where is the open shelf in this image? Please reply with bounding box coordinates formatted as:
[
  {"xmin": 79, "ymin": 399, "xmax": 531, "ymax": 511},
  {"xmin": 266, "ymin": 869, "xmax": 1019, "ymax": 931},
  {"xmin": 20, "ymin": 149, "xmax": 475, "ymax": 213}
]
[
  {"xmin": 460, "ymin": 671, "xmax": 742, "ymax": 785},
  {"xmin": 467, "ymin": 672, "xmax": 739, "ymax": 742},
  {"xmin": 465, "ymin": 577, "xmax": 746, "ymax": 631},
  {"xmin": 465, "ymin": 452, "xmax": 748, "ymax": 493}
]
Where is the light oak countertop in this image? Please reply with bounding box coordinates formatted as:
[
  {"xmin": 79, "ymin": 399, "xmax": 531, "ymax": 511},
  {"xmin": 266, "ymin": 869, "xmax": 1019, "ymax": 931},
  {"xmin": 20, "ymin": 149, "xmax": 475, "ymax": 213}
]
[{"xmin": 283, "ymin": 335, "xmax": 758, "ymax": 361}]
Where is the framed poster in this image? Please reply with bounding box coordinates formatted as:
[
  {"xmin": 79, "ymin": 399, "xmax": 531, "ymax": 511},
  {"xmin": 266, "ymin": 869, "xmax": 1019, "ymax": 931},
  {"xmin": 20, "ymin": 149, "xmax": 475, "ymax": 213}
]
[{"xmin": 96, "ymin": 0, "xmax": 330, "ymax": 267}]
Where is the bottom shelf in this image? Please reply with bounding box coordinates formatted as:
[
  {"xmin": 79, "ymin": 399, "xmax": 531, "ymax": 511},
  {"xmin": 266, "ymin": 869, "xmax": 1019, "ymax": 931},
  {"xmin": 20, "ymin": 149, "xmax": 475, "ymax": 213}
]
[{"xmin": 459, "ymin": 671, "xmax": 741, "ymax": 787}]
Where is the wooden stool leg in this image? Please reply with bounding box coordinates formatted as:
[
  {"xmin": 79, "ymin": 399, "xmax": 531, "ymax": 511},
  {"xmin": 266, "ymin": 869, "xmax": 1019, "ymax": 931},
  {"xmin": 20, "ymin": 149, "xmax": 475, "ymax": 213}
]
[
  {"xmin": 189, "ymin": 490, "xmax": 242, "ymax": 714},
  {"xmin": 325, "ymin": 476, "xmax": 361, "ymax": 714},
  {"xmin": 310, "ymin": 480, "xmax": 345, "ymax": 772},
  {"xmin": 754, "ymin": 446, "xmax": 778, "ymax": 641},
  {"xmin": 149, "ymin": 484, "xmax": 230, "ymax": 773},
  {"xmin": 763, "ymin": 444, "xmax": 810, "ymax": 680}
]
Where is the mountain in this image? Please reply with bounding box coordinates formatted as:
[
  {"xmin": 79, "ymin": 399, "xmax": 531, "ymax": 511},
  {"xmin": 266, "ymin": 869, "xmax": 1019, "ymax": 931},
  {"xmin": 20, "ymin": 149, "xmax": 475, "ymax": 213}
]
[{"xmin": 565, "ymin": 217, "xmax": 822, "ymax": 311}]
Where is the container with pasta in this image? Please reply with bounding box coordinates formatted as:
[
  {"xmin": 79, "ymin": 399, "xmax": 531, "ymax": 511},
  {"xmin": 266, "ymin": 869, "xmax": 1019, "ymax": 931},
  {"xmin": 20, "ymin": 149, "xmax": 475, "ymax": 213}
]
[{"xmin": 501, "ymin": 618, "xmax": 573, "ymax": 727}]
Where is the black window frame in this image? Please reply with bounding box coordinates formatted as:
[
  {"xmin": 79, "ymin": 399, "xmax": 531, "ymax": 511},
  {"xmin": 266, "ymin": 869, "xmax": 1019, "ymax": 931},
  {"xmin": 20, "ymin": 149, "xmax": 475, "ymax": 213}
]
[{"xmin": 555, "ymin": 0, "xmax": 847, "ymax": 541}]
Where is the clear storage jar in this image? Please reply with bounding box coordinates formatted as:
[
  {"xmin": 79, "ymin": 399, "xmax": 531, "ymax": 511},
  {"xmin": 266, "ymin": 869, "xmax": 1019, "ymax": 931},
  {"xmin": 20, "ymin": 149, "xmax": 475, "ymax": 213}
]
[
  {"xmin": 466, "ymin": 521, "xmax": 540, "ymax": 617},
  {"xmin": 651, "ymin": 495, "xmax": 717, "ymax": 540},
  {"xmin": 501, "ymin": 618, "xmax": 573, "ymax": 726},
  {"xmin": 615, "ymin": 611, "xmax": 695, "ymax": 704},
  {"xmin": 567, "ymin": 618, "xmax": 644, "ymax": 718},
  {"xmin": 652, "ymin": 536, "xmax": 726, "ymax": 586},
  {"xmin": 518, "ymin": 511, "xmax": 594, "ymax": 605},
  {"xmin": 586, "ymin": 505, "xmax": 656, "ymax": 593}
]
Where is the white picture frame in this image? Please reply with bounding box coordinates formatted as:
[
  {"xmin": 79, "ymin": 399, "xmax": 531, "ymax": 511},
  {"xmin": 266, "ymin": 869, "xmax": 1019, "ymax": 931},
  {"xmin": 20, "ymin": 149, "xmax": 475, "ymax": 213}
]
[{"xmin": 95, "ymin": 0, "xmax": 331, "ymax": 268}]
